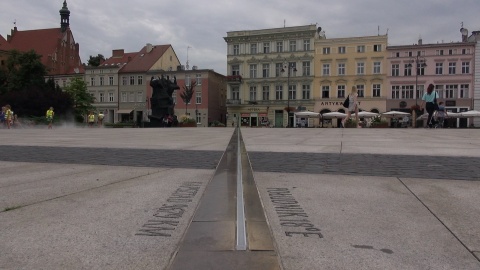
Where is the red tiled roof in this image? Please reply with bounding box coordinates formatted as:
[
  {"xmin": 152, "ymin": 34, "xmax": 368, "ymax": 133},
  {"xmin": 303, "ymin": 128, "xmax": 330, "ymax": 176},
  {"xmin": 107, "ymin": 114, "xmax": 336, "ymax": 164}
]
[
  {"xmin": 0, "ymin": 34, "xmax": 13, "ymax": 51},
  {"xmin": 119, "ymin": 44, "xmax": 171, "ymax": 73},
  {"xmin": 102, "ymin": 51, "xmax": 139, "ymax": 67},
  {"xmin": 7, "ymin": 27, "xmax": 84, "ymax": 75}
]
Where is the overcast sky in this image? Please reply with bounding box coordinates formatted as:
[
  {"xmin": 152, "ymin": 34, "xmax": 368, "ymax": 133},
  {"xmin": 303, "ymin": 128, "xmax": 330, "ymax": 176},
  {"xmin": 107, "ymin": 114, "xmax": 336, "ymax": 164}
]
[{"xmin": 1, "ymin": 0, "xmax": 479, "ymax": 75}]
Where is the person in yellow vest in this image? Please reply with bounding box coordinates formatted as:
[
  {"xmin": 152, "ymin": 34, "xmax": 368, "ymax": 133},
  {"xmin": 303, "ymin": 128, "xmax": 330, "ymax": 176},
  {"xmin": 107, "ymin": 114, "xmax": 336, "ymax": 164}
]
[
  {"xmin": 88, "ymin": 111, "xmax": 95, "ymax": 127},
  {"xmin": 97, "ymin": 112, "xmax": 104, "ymax": 127},
  {"xmin": 5, "ymin": 104, "xmax": 13, "ymax": 129},
  {"xmin": 46, "ymin": 107, "xmax": 54, "ymax": 129}
]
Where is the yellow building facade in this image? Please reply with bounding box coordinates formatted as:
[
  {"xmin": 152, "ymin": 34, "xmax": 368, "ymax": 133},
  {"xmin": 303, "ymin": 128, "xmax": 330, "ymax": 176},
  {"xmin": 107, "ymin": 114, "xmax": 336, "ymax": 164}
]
[{"xmin": 314, "ymin": 35, "xmax": 388, "ymax": 118}]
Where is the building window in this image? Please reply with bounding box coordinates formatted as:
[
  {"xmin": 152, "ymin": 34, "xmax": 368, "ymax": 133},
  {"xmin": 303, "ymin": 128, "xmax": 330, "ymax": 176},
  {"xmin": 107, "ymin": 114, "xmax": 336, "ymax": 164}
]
[
  {"xmin": 322, "ymin": 86, "xmax": 330, "ymax": 98},
  {"xmin": 196, "ymin": 90, "xmax": 202, "ymax": 104},
  {"xmin": 263, "ymin": 42, "xmax": 270, "ymax": 53},
  {"xmin": 373, "ymin": 44, "xmax": 382, "ymax": 52},
  {"xmin": 122, "ymin": 76, "xmax": 127, "ymax": 85},
  {"xmin": 460, "ymin": 84, "xmax": 469, "ymax": 98},
  {"xmin": 436, "ymin": 50, "xmax": 444, "ymax": 56},
  {"xmin": 338, "ymin": 46, "xmax": 346, "ymax": 54},
  {"xmin": 401, "ymin": 85, "xmax": 414, "ymax": 99},
  {"xmin": 357, "ymin": 45, "xmax": 365, "ymax": 53},
  {"xmin": 448, "ymin": 49, "xmax": 457, "ymax": 55},
  {"xmin": 418, "ymin": 63, "xmax": 425, "ymax": 76},
  {"xmin": 289, "ymin": 40, "xmax": 296, "ymax": 52},
  {"xmin": 323, "ymin": 47, "xmax": 330, "ymax": 54},
  {"xmin": 130, "ymin": 76, "xmax": 135, "ymax": 85},
  {"xmin": 445, "ymin": 85, "xmax": 456, "ymax": 98},
  {"xmin": 250, "ymin": 64, "xmax": 257, "ymax": 78},
  {"xmin": 250, "ymin": 43, "xmax": 257, "ymax": 54},
  {"xmin": 405, "ymin": 51, "xmax": 413, "ymax": 57},
  {"xmin": 231, "ymin": 87, "xmax": 240, "ymax": 100},
  {"xmin": 322, "ymin": 64, "xmax": 330, "ymax": 76},
  {"xmin": 196, "ymin": 110, "xmax": 201, "ymax": 124},
  {"xmin": 276, "ymin": 41, "xmax": 283, "ymax": 52},
  {"xmin": 185, "ymin": 75, "xmax": 191, "ymax": 86},
  {"xmin": 121, "ymin": 92, "xmax": 127, "ymax": 102},
  {"xmin": 109, "ymin": 92, "xmax": 114, "ymax": 102},
  {"xmin": 99, "ymin": 77, "xmax": 104, "ymax": 86},
  {"xmin": 232, "ymin": 65, "xmax": 240, "ymax": 76},
  {"xmin": 249, "ymin": 86, "xmax": 257, "ymax": 101},
  {"xmin": 302, "ymin": 61, "xmax": 310, "ymax": 76},
  {"xmin": 435, "ymin": 85, "xmax": 444, "ymax": 98},
  {"xmin": 275, "ymin": 85, "xmax": 283, "ymax": 100},
  {"xmin": 462, "ymin": 48, "xmax": 470, "ymax": 54},
  {"xmin": 356, "ymin": 62, "xmax": 365, "ymax": 75},
  {"xmin": 288, "ymin": 85, "xmax": 296, "ymax": 100},
  {"xmin": 302, "ymin": 85, "xmax": 310, "ymax": 100},
  {"xmin": 435, "ymin": 63, "xmax": 443, "ymax": 75},
  {"xmin": 356, "ymin": 85, "xmax": 364, "ymax": 97},
  {"xmin": 262, "ymin": 86, "xmax": 270, "ymax": 100},
  {"xmin": 337, "ymin": 85, "xmax": 345, "ymax": 98},
  {"xmin": 404, "ymin": 64, "xmax": 412, "ymax": 76},
  {"xmin": 303, "ymin": 40, "xmax": 310, "ymax": 51},
  {"xmin": 109, "ymin": 76, "xmax": 114, "ymax": 85},
  {"xmin": 136, "ymin": 91, "xmax": 142, "ymax": 102},
  {"xmin": 275, "ymin": 63, "xmax": 282, "ymax": 77},
  {"xmin": 373, "ymin": 62, "xmax": 381, "ymax": 74},
  {"xmin": 99, "ymin": 92, "xmax": 105, "ymax": 102},
  {"xmin": 391, "ymin": 86, "xmax": 400, "ymax": 99},
  {"xmin": 128, "ymin": 92, "xmax": 134, "ymax": 102},
  {"xmin": 462, "ymin": 62, "xmax": 470, "ymax": 74},
  {"xmin": 416, "ymin": 85, "xmax": 424, "ymax": 99},
  {"xmin": 392, "ymin": 64, "xmax": 399, "ymax": 76},
  {"xmin": 338, "ymin": 63, "xmax": 345, "ymax": 75},
  {"xmin": 137, "ymin": 76, "xmax": 143, "ymax": 85},
  {"xmin": 262, "ymin": 64, "xmax": 270, "ymax": 78},
  {"xmin": 90, "ymin": 77, "xmax": 95, "ymax": 86},
  {"xmin": 373, "ymin": 84, "xmax": 381, "ymax": 97},
  {"xmin": 193, "ymin": 74, "xmax": 201, "ymax": 85},
  {"xmin": 233, "ymin": 44, "xmax": 239, "ymax": 55},
  {"xmin": 448, "ymin": 62, "xmax": 456, "ymax": 74}
]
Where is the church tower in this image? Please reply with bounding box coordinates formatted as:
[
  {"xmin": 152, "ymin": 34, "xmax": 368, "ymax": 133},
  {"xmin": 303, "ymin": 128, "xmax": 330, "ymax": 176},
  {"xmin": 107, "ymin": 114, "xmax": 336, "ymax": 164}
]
[{"xmin": 59, "ymin": 0, "xmax": 70, "ymax": 33}]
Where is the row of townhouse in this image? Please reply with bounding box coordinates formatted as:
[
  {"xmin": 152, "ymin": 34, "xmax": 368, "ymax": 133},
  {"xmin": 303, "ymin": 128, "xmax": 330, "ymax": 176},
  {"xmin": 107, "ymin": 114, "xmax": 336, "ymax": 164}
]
[
  {"xmin": 224, "ymin": 25, "xmax": 480, "ymax": 128},
  {"xmin": 85, "ymin": 45, "xmax": 227, "ymax": 126}
]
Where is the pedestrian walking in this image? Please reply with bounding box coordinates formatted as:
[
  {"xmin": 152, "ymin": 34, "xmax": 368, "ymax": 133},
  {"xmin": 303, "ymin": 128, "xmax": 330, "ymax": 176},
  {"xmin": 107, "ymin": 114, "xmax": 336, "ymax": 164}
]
[
  {"xmin": 5, "ymin": 105, "xmax": 13, "ymax": 129},
  {"xmin": 46, "ymin": 107, "xmax": 54, "ymax": 129},
  {"xmin": 341, "ymin": 86, "xmax": 360, "ymax": 128},
  {"xmin": 97, "ymin": 112, "xmax": 104, "ymax": 127},
  {"xmin": 420, "ymin": 84, "xmax": 439, "ymax": 128},
  {"xmin": 88, "ymin": 111, "xmax": 95, "ymax": 127}
]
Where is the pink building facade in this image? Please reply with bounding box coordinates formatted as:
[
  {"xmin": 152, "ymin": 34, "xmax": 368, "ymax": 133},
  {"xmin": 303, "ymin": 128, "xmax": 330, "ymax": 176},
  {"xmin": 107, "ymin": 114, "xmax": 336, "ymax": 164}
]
[{"xmin": 386, "ymin": 40, "xmax": 475, "ymax": 127}]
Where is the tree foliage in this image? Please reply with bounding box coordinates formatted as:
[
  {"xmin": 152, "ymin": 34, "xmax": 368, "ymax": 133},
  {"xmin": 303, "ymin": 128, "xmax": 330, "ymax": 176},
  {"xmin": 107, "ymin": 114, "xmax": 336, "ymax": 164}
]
[
  {"xmin": 87, "ymin": 54, "xmax": 105, "ymax": 67},
  {"xmin": 180, "ymin": 81, "xmax": 196, "ymax": 115},
  {"xmin": 63, "ymin": 76, "xmax": 95, "ymax": 120},
  {"xmin": 0, "ymin": 50, "xmax": 48, "ymax": 95},
  {"xmin": 0, "ymin": 50, "xmax": 72, "ymax": 117}
]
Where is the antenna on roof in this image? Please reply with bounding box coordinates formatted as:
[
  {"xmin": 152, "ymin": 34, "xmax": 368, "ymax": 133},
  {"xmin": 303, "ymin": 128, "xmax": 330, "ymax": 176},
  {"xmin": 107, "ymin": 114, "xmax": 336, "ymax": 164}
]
[
  {"xmin": 284, "ymin": 19, "xmax": 286, "ymax": 28},
  {"xmin": 186, "ymin": 46, "xmax": 191, "ymax": 70}
]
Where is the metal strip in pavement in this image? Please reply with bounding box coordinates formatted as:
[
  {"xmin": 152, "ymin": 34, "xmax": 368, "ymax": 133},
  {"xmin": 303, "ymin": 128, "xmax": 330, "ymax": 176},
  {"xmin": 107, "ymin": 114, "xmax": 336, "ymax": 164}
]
[{"xmin": 168, "ymin": 128, "xmax": 280, "ymax": 270}]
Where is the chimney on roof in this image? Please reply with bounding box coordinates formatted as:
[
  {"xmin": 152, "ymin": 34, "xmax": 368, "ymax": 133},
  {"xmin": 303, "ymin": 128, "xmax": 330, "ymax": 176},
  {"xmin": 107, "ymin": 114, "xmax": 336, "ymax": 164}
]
[
  {"xmin": 418, "ymin": 35, "xmax": 422, "ymax": 45},
  {"xmin": 112, "ymin": 49, "xmax": 124, "ymax": 57},
  {"xmin": 146, "ymin": 43, "xmax": 153, "ymax": 53}
]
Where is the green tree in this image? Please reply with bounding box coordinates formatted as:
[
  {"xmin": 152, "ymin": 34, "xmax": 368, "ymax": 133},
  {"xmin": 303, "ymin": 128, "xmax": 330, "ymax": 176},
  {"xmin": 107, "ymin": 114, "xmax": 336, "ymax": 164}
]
[
  {"xmin": 87, "ymin": 54, "xmax": 105, "ymax": 67},
  {"xmin": 63, "ymin": 76, "xmax": 95, "ymax": 121},
  {"xmin": 180, "ymin": 81, "xmax": 196, "ymax": 115},
  {"xmin": 0, "ymin": 50, "xmax": 48, "ymax": 95}
]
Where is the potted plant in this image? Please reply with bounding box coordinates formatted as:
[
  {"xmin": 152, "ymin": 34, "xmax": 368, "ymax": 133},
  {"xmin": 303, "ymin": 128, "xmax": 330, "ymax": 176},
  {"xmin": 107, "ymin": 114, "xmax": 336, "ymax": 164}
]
[
  {"xmin": 370, "ymin": 115, "xmax": 389, "ymax": 128},
  {"xmin": 209, "ymin": 120, "xmax": 225, "ymax": 127},
  {"xmin": 178, "ymin": 115, "xmax": 197, "ymax": 127}
]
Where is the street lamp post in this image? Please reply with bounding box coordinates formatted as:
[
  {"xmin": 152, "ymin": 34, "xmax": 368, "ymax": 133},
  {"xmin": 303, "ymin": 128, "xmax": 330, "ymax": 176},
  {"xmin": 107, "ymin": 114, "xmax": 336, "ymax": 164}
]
[
  {"xmin": 281, "ymin": 62, "xmax": 297, "ymax": 127},
  {"xmin": 407, "ymin": 54, "xmax": 427, "ymax": 127},
  {"xmin": 408, "ymin": 55, "xmax": 427, "ymax": 106}
]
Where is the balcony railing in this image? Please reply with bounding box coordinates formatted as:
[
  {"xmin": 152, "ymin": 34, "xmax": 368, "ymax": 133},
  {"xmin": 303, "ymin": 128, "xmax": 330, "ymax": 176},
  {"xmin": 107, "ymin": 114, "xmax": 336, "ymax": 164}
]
[
  {"xmin": 226, "ymin": 99, "xmax": 242, "ymax": 105},
  {"xmin": 226, "ymin": 75, "xmax": 242, "ymax": 83}
]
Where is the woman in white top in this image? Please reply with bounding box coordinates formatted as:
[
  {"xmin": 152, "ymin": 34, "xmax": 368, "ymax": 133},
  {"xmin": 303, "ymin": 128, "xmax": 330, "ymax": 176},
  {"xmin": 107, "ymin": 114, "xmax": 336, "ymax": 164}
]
[{"xmin": 342, "ymin": 86, "xmax": 359, "ymax": 128}]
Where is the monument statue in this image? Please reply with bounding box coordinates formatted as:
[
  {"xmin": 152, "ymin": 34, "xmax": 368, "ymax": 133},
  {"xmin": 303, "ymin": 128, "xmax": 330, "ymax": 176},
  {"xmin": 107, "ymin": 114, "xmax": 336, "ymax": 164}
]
[{"xmin": 149, "ymin": 75, "xmax": 180, "ymax": 127}]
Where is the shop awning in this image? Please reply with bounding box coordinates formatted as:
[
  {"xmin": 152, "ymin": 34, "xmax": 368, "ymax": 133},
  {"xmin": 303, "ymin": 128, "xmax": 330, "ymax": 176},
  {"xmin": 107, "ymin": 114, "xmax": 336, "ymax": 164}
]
[{"xmin": 117, "ymin": 109, "xmax": 133, "ymax": 114}]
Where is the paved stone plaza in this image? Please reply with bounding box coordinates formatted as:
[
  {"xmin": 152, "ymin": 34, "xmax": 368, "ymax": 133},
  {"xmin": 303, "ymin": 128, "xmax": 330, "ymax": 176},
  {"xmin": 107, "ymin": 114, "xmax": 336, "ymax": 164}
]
[{"xmin": 0, "ymin": 127, "xmax": 479, "ymax": 269}]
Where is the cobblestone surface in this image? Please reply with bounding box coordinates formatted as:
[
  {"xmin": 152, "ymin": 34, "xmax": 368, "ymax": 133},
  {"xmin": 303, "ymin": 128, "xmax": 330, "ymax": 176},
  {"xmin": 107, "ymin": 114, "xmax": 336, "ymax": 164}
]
[
  {"xmin": 2, "ymin": 145, "xmax": 479, "ymax": 181},
  {"xmin": 0, "ymin": 145, "xmax": 222, "ymax": 169},
  {"xmin": 248, "ymin": 152, "xmax": 480, "ymax": 181}
]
